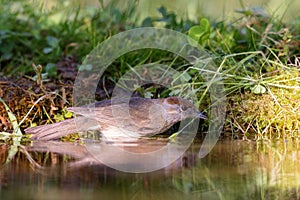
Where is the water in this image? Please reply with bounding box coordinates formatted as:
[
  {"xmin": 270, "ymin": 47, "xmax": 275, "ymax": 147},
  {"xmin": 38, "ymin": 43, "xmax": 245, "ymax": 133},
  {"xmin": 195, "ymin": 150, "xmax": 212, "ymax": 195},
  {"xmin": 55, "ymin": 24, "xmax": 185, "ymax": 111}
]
[{"xmin": 1, "ymin": 139, "xmax": 299, "ymax": 199}]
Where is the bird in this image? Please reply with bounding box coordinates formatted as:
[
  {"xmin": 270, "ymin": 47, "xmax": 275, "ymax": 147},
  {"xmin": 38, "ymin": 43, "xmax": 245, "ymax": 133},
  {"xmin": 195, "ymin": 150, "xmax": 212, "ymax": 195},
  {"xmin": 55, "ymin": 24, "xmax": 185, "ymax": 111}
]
[{"xmin": 24, "ymin": 96, "xmax": 206, "ymax": 141}]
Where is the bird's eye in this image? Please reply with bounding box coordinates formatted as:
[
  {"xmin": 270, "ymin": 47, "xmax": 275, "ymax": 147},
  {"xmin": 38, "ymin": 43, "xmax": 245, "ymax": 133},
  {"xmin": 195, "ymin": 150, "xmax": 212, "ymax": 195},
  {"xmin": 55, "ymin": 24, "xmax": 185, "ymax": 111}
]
[{"xmin": 181, "ymin": 105, "xmax": 188, "ymax": 111}]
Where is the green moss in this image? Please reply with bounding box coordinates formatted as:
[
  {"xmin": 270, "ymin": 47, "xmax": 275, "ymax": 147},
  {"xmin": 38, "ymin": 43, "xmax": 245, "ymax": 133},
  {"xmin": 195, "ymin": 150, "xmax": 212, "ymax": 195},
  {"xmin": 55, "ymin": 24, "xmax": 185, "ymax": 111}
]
[{"xmin": 227, "ymin": 68, "xmax": 300, "ymax": 139}]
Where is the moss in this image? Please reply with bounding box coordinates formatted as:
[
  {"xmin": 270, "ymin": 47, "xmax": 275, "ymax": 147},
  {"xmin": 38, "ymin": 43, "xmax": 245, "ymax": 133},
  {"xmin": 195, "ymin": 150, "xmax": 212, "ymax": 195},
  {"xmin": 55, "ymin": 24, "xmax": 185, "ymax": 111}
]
[{"xmin": 226, "ymin": 68, "xmax": 300, "ymax": 139}]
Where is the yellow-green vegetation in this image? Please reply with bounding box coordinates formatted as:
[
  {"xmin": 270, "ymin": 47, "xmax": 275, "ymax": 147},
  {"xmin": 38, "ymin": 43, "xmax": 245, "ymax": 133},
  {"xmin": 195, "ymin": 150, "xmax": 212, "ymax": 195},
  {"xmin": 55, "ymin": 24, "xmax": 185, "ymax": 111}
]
[
  {"xmin": 227, "ymin": 67, "xmax": 300, "ymax": 139},
  {"xmin": 0, "ymin": 0, "xmax": 300, "ymax": 140}
]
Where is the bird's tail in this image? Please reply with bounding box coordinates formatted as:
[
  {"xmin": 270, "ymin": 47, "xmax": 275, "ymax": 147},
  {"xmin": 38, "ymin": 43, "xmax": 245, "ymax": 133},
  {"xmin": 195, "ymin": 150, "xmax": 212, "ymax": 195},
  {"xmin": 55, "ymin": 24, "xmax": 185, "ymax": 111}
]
[{"xmin": 25, "ymin": 118, "xmax": 78, "ymax": 140}]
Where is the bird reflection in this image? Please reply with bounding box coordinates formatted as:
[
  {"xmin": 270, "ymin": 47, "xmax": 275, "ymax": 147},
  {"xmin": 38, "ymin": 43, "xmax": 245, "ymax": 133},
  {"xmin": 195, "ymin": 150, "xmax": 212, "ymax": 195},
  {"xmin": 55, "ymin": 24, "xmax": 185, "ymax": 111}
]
[{"xmin": 26, "ymin": 138, "xmax": 199, "ymax": 173}]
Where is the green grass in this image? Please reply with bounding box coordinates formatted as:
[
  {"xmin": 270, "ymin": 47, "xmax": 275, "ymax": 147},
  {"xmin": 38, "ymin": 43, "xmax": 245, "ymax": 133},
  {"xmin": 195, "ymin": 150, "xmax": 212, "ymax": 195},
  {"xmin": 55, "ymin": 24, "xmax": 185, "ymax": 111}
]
[{"xmin": 0, "ymin": 0, "xmax": 139, "ymax": 75}]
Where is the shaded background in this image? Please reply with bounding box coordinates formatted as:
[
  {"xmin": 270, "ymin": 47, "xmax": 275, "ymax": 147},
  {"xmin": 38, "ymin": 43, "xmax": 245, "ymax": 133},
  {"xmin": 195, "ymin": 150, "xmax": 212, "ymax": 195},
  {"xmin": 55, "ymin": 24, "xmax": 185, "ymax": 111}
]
[{"xmin": 39, "ymin": 0, "xmax": 300, "ymax": 22}]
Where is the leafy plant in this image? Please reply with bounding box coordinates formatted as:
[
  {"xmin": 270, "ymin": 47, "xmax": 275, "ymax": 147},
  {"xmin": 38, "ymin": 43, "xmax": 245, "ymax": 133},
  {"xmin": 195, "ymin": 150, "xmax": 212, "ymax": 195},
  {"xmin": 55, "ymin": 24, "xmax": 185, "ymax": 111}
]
[
  {"xmin": 141, "ymin": 6, "xmax": 195, "ymax": 32},
  {"xmin": 188, "ymin": 18, "xmax": 211, "ymax": 46}
]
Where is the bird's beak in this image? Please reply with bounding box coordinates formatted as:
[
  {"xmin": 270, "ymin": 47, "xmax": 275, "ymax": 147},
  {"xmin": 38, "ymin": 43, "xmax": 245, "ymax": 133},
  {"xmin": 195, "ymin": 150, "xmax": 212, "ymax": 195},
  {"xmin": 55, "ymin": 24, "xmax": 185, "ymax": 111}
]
[{"xmin": 196, "ymin": 112, "xmax": 207, "ymax": 119}]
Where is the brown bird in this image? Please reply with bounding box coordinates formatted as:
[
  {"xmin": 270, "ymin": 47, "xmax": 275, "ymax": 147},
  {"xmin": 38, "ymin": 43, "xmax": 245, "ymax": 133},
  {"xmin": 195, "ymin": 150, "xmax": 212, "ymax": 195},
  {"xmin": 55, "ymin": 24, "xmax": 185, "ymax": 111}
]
[{"xmin": 25, "ymin": 96, "xmax": 206, "ymax": 141}]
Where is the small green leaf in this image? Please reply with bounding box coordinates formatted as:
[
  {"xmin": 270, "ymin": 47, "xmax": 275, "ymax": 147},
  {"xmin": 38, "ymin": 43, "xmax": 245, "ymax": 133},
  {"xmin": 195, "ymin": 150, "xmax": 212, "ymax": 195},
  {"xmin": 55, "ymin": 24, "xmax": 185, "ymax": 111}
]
[
  {"xmin": 144, "ymin": 92, "xmax": 153, "ymax": 98},
  {"xmin": 43, "ymin": 47, "xmax": 53, "ymax": 54},
  {"xmin": 169, "ymin": 89, "xmax": 181, "ymax": 96},
  {"xmin": 181, "ymin": 72, "xmax": 192, "ymax": 82},
  {"xmin": 158, "ymin": 6, "xmax": 167, "ymax": 17},
  {"xmin": 189, "ymin": 26, "xmax": 204, "ymax": 41},
  {"xmin": 145, "ymin": 86, "xmax": 157, "ymax": 93},
  {"xmin": 188, "ymin": 18, "xmax": 211, "ymax": 46},
  {"xmin": 79, "ymin": 64, "xmax": 93, "ymax": 71},
  {"xmin": 54, "ymin": 113, "xmax": 64, "ymax": 122},
  {"xmin": 133, "ymin": 84, "xmax": 141, "ymax": 90},
  {"xmin": 46, "ymin": 36, "xmax": 59, "ymax": 47},
  {"xmin": 141, "ymin": 17, "xmax": 152, "ymax": 27},
  {"xmin": 173, "ymin": 72, "xmax": 191, "ymax": 82},
  {"xmin": 250, "ymin": 84, "xmax": 266, "ymax": 94},
  {"xmin": 45, "ymin": 63, "xmax": 57, "ymax": 78},
  {"xmin": 64, "ymin": 110, "xmax": 73, "ymax": 118}
]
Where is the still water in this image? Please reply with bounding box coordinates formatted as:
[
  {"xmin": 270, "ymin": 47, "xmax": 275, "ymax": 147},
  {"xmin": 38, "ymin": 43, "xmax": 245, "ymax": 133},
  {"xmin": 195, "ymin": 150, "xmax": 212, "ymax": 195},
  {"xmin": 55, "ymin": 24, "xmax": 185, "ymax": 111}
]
[{"xmin": 1, "ymin": 139, "xmax": 299, "ymax": 199}]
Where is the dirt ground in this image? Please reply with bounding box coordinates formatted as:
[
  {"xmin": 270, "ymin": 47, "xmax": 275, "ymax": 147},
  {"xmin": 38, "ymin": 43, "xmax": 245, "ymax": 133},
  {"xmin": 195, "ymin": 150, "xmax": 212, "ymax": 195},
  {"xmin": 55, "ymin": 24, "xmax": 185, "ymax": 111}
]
[{"xmin": 0, "ymin": 56, "xmax": 82, "ymax": 132}]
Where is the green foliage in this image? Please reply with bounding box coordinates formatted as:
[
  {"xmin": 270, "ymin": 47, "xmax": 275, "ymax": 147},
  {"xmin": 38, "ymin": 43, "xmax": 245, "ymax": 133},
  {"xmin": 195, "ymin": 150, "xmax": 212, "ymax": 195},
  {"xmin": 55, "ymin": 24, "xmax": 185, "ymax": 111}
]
[
  {"xmin": 45, "ymin": 63, "xmax": 57, "ymax": 78},
  {"xmin": 188, "ymin": 18, "xmax": 211, "ymax": 46},
  {"xmin": 141, "ymin": 6, "xmax": 195, "ymax": 31},
  {"xmin": 54, "ymin": 107, "xmax": 73, "ymax": 122},
  {"xmin": 0, "ymin": 0, "xmax": 82, "ymax": 74},
  {"xmin": 43, "ymin": 36, "xmax": 60, "ymax": 55},
  {"xmin": 249, "ymin": 84, "xmax": 266, "ymax": 94},
  {"xmin": 0, "ymin": 0, "xmax": 139, "ymax": 76}
]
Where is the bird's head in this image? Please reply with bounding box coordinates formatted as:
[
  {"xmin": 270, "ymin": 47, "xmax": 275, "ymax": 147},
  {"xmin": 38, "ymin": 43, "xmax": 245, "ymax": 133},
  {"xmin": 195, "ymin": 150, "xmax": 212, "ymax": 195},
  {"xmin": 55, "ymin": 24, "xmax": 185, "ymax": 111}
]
[{"xmin": 162, "ymin": 96, "xmax": 206, "ymax": 122}]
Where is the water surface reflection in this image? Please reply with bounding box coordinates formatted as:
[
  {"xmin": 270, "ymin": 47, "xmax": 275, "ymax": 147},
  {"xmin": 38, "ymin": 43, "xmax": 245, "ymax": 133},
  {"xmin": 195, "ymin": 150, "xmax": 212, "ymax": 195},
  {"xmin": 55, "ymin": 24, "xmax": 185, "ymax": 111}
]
[{"xmin": 0, "ymin": 139, "xmax": 299, "ymax": 199}]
